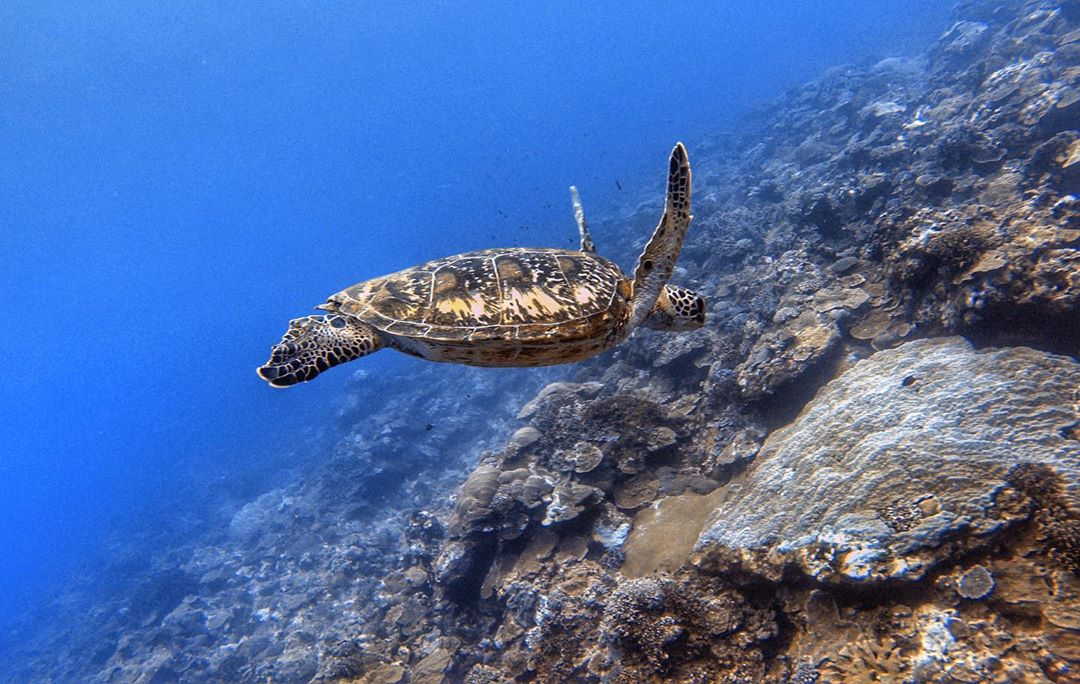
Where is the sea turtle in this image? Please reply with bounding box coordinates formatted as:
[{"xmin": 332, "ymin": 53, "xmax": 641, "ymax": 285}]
[{"xmin": 258, "ymin": 142, "xmax": 703, "ymax": 387}]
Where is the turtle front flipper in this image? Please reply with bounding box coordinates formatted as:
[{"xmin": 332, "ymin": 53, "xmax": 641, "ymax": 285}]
[
  {"xmin": 629, "ymin": 142, "xmax": 692, "ymax": 329},
  {"xmin": 257, "ymin": 314, "xmax": 383, "ymax": 387}
]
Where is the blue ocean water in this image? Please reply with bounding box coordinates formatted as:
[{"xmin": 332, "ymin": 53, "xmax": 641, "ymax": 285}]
[{"xmin": 0, "ymin": 0, "xmax": 948, "ymax": 636}]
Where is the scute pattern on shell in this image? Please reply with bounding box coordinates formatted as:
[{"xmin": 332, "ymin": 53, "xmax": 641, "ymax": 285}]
[{"xmin": 325, "ymin": 248, "xmax": 629, "ymax": 343}]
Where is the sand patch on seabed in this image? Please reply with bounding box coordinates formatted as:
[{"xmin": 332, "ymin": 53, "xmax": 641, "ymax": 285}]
[{"xmin": 622, "ymin": 488, "xmax": 726, "ymax": 577}]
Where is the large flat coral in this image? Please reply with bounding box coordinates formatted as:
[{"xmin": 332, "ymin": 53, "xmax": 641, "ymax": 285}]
[{"xmin": 698, "ymin": 336, "xmax": 1080, "ymax": 584}]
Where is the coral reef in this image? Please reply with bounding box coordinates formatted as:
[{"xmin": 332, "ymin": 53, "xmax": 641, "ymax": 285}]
[
  {"xmin": 1008, "ymin": 462, "xmax": 1080, "ymax": 573},
  {"xmin": 696, "ymin": 336, "xmax": 1080, "ymax": 584},
  {"xmin": 4, "ymin": 0, "xmax": 1080, "ymax": 682},
  {"xmin": 0, "ymin": 363, "xmax": 556, "ymax": 683}
]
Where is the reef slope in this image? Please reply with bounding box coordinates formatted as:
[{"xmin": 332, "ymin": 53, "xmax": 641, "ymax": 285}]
[{"xmin": 3, "ymin": 0, "xmax": 1079, "ymax": 682}]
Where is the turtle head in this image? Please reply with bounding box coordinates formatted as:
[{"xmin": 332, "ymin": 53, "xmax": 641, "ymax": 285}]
[
  {"xmin": 642, "ymin": 284, "xmax": 705, "ymax": 332},
  {"xmin": 257, "ymin": 314, "xmax": 383, "ymax": 388}
]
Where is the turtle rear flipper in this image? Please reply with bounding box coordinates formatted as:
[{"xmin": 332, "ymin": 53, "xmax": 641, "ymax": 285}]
[
  {"xmin": 630, "ymin": 142, "xmax": 692, "ymax": 329},
  {"xmin": 257, "ymin": 315, "xmax": 383, "ymax": 387},
  {"xmin": 569, "ymin": 186, "xmax": 596, "ymax": 253}
]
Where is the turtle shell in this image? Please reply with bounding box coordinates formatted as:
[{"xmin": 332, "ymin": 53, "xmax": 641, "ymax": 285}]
[{"xmin": 322, "ymin": 248, "xmax": 632, "ymax": 365}]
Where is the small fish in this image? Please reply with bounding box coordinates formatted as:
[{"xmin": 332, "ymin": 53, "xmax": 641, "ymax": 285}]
[
  {"xmin": 424, "ymin": 423, "xmax": 434, "ymax": 432},
  {"xmin": 615, "ymin": 179, "xmax": 622, "ymax": 190}
]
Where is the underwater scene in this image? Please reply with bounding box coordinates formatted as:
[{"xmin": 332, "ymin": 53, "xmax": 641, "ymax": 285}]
[{"xmin": 2, "ymin": 0, "xmax": 1079, "ymax": 682}]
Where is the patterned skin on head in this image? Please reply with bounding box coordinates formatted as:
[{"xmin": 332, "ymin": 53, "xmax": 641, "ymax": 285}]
[{"xmin": 257, "ymin": 315, "xmax": 383, "ymax": 387}]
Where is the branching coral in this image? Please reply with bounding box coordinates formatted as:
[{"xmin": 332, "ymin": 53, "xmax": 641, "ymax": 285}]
[
  {"xmin": 1007, "ymin": 462, "xmax": 1080, "ymax": 573},
  {"xmin": 598, "ymin": 575, "xmax": 748, "ymax": 676}
]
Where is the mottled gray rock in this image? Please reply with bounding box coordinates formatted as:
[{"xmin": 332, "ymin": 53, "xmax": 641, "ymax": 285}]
[
  {"xmin": 509, "ymin": 426, "xmax": 542, "ymax": 448},
  {"xmin": 516, "ymin": 381, "xmax": 603, "ymax": 420},
  {"xmin": 698, "ymin": 337, "xmax": 1080, "ymax": 584}
]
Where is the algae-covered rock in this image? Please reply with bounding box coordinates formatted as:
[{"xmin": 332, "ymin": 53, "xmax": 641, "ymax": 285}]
[{"xmin": 698, "ymin": 336, "xmax": 1080, "ymax": 584}]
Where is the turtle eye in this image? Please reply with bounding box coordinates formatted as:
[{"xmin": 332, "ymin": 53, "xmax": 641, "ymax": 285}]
[{"xmin": 330, "ymin": 316, "xmax": 347, "ymax": 329}]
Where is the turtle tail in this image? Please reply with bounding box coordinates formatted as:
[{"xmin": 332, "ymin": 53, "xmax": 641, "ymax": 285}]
[{"xmin": 257, "ymin": 315, "xmax": 383, "ymax": 387}]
